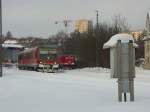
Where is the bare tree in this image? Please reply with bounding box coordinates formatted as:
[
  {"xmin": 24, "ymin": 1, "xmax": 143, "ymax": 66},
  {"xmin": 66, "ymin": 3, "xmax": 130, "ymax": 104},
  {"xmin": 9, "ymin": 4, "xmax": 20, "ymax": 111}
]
[
  {"xmin": 112, "ymin": 14, "xmax": 130, "ymax": 33},
  {"xmin": 59, "ymin": 15, "xmax": 131, "ymax": 68}
]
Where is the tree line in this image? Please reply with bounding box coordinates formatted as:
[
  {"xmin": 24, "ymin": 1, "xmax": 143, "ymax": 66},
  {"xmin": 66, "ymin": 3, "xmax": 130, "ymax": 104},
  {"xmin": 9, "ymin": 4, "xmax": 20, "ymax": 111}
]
[
  {"xmin": 1, "ymin": 15, "xmax": 145, "ymax": 68},
  {"xmin": 62, "ymin": 15, "xmax": 130, "ymax": 68}
]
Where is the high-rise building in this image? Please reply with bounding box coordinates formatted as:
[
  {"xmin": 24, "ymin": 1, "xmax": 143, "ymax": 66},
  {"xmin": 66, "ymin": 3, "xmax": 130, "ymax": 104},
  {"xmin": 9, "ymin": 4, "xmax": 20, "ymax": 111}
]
[{"xmin": 75, "ymin": 19, "xmax": 93, "ymax": 33}]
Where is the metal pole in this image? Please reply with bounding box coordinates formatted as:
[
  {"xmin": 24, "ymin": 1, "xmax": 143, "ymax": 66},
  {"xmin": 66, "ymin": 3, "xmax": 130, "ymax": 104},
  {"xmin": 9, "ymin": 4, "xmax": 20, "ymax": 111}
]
[
  {"xmin": 124, "ymin": 93, "xmax": 127, "ymax": 102},
  {"xmin": 128, "ymin": 41, "xmax": 135, "ymax": 101},
  {"xmin": 96, "ymin": 10, "xmax": 99, "ymax": 30},
  {"xmin": 117, "ymin": 40, "xmax": 122, "ymax": 101},
  {"xmin": 95, "ymin": 10, "xmax": 99, "ymax": 66},
  {"xmin": 0, "ymin": 0, "xmax": 2, "ymax": 77}
]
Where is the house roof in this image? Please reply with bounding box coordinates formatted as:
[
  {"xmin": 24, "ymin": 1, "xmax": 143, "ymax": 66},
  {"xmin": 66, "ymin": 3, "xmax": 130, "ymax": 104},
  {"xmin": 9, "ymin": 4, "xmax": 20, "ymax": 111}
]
[{"xmin": 2, "ymin": 40, "xmax": 24, "ymax": 48}]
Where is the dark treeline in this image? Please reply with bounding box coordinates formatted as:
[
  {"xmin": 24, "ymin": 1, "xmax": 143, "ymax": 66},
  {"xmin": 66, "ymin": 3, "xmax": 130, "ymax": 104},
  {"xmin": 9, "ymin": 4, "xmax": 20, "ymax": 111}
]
[
  {"xmin": 59, "ymin": 15, "xmax": 132, "ymax": 68},
  {"xmin": 63, "ymin": 20, "xmax": 128, "ymax": 68}
]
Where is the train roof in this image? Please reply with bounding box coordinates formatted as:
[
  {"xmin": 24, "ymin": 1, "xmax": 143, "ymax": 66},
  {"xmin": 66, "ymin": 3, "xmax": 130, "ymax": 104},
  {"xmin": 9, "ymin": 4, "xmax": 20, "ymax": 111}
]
[{"xmin": 19, "ymin": 47, "xmax": 39, "ymax": 55}]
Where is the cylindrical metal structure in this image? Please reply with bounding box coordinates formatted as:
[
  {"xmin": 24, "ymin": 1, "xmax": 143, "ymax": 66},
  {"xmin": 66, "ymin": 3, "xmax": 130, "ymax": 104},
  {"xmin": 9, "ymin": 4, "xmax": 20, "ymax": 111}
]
[{"xmin": 103, "ymin": 34, "xmax": 137, "ymax": 102}]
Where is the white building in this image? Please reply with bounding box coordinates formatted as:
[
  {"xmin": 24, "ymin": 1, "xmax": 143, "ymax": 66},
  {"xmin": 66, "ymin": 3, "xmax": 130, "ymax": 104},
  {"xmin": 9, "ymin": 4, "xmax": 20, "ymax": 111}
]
[{"xmin": 2, "ymin": 40, "xmax": 24, "ymax": 63}]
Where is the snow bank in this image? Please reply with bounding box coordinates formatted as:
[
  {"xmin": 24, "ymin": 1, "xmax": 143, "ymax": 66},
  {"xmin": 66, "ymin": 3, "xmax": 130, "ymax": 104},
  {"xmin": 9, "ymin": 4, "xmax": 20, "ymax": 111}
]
[
  {"xmin": 0, "ymin": 67, "xmax": 150, "ymax": 112},
  {"xmin": 81, "ymin": 67, "xmax": 110, "ymax": 73},
  {"xmin": 103, "ymin": 33, "xmax": 138, "ymax": 49}
]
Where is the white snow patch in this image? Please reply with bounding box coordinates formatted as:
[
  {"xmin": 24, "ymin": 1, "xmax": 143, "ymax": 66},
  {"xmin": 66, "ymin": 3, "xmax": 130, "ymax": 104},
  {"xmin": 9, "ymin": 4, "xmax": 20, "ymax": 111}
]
[
  {"xmin": 4, "ymin": 40, "xmax": 18, "ymax": 44},
  {"xmin": 81, "ymin": 67, "xmax": 110, "ymax": 73},
  {"xmin": 0, "ymin": 67, "xmax": 150, "ymax": 112}
]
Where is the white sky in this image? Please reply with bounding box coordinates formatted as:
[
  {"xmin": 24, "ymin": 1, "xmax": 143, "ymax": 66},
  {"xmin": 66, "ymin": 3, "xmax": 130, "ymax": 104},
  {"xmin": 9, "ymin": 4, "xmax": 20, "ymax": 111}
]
[{"xmin": 2, "ymin": 0, "xmax": 150, "ymax": 38}]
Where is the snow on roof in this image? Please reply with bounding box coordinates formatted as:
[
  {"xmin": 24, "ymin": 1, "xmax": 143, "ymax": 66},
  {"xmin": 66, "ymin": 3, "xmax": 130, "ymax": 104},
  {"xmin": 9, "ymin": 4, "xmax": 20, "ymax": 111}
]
[
  {"xmin": 2, "ymin": 40, "xmax": 24, "ymax": 48},
  {"xmin": 143, "ymin": 35, "xmax": 150, "ymax": 41},
  {"xmin": 4, "ymin": 40, "xmax": 18, "ymax": 44},
  {"xmin": 103, "ymin": 33, "xmax": 138, "ymax": 49},
  {"xmin": 20, "ymin": 47, "xmax": 38, "ymax": 54},
  {"xmin": 2, "ymin": 44, "xmax": 24, "ymax": 48}
]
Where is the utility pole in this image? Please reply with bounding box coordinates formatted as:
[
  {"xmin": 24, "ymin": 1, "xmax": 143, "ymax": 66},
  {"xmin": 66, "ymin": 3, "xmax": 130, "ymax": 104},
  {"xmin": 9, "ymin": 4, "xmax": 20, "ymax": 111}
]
[
  {"xmin": 95, "ymin": 10, "xmax": 99, "ymax": 66},
  {"xmin": 0, "ymin": 0, "xmax": 2, "ymax": 77},
  {"xmin": 96, "ymin": 10, "xmax": 99, "ymax": 30}
]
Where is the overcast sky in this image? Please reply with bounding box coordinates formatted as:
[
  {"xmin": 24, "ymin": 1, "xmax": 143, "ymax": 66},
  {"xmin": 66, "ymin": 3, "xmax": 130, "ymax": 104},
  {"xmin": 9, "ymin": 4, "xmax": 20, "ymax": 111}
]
[{"xmin": 2, "ymin": 0, "xmax": 150, "ymax": 38}]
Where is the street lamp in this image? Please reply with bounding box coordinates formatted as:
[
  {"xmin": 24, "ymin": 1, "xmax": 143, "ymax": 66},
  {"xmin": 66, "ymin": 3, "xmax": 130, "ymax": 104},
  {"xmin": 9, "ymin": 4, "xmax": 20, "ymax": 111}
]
[{"xmin": 0, "ymin": 0, "xmax": 2, "ymax": 77}]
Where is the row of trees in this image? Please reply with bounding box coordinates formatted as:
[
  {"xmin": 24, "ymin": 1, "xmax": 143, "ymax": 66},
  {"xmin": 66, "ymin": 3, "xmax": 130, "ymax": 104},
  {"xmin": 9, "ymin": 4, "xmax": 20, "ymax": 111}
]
[{"xmin": 62, "ymin": 15, "xmax": 130, "ymax": 68}]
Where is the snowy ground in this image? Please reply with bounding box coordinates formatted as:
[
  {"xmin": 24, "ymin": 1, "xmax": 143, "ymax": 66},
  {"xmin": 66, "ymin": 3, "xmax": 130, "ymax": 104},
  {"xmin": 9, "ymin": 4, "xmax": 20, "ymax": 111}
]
[{"xmin": 0, "ymin": 67, "xmax": 150, "ymax": 112}]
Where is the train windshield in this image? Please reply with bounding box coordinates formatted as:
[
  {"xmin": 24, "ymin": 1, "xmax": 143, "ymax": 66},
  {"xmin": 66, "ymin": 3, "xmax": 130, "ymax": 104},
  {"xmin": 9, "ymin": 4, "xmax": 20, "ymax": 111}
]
[{"xmin": 40, "ymin": 54, "xmax": 57, "ymax": 60}]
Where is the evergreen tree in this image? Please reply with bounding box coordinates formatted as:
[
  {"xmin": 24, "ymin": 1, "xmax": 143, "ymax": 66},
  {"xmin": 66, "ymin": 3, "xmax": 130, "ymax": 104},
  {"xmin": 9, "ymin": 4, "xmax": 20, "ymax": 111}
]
[{"xmin": 6, "ymin": 31, "xmax": 13, "ymax": 39}]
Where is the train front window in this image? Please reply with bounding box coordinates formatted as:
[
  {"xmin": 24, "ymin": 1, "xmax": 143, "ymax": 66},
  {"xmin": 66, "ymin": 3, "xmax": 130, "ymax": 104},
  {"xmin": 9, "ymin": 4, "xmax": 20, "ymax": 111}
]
[{"xmin": 40, "ymin": 54, "xmax": 56, "ymax": 60}]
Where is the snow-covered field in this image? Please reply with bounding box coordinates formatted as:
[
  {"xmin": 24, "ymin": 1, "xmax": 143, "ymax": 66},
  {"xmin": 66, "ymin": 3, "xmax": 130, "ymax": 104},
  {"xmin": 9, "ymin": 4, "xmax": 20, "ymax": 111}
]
[{"xmin": 0, "ymin": 67, "xmax": 150, "ymax": 112}]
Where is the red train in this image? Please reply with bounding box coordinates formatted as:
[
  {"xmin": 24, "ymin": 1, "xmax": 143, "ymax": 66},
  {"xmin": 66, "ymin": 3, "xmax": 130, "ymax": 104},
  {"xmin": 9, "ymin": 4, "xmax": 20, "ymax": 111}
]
[
  {"xmin": 57, "ymin": 55, "xmax": 77, "ymax": 69},
  {"xmin": 18, "ymin": 47, "xmax": 77, "ymax": 72},
  {"xmin": 18, "ymin": 47, "xmax": 59, "ymax": 72}
]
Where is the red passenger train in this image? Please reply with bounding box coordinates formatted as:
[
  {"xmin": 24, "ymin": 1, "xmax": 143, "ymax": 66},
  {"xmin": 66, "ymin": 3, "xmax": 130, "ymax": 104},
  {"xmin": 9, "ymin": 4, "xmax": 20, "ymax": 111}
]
[
  {"xmin": 57, "ymin": 55, "xmax": 77, "ymax": 69},
  {"xmin": 18, "ymin": 47, "xmax": 77, "ymax": 72},
  {"xmin": 18, "ymin": 47, "xmax": 59, "ymax": 72}
]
